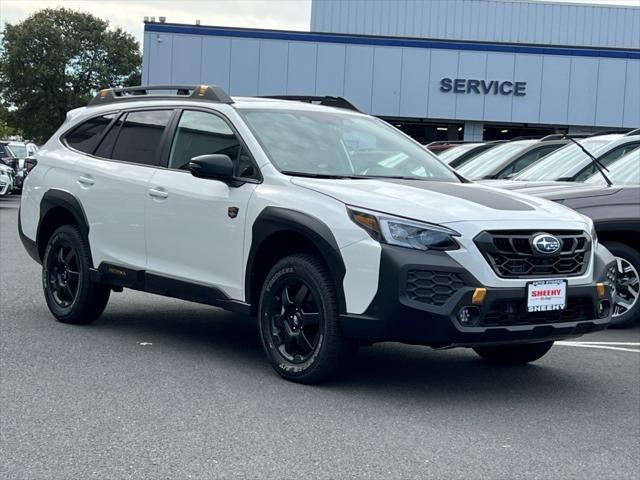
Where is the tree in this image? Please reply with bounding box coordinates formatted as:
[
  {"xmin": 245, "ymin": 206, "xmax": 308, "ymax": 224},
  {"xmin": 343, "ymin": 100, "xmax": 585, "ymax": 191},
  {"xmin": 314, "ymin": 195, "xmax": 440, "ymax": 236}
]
[{"xmin": 0, "ymin": 8, "xmax": 141, "ymax": 143}]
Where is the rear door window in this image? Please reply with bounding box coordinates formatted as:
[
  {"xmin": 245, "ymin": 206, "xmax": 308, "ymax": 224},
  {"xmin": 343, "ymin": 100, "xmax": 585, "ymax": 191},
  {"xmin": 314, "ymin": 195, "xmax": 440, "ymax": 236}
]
[
  {"xmin": 109, "ymin": 110, "xmax": 173, "ymax": 166},
  {"xmin": 66, "ymin": 114, "xmax": 117, "ymax": 154}
]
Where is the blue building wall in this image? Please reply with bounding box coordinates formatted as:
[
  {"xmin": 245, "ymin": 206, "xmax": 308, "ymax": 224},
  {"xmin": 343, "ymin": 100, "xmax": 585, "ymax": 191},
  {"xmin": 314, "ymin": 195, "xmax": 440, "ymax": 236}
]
[
  {"xmin": 142, "ymin": 23, "xmax": 640, "ymax": 129},
  {"xmin": 311, "ymin": 0, "xmax": 640, "ymax": 50}
]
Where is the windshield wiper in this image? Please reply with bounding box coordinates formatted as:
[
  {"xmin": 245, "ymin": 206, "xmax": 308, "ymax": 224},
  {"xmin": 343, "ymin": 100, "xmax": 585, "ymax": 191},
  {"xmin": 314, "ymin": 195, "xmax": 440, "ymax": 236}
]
[
  {"xmin": 567, "ymin": 138, "xmax": 612, "ymax": 186},
  {"xmin": 281, "ymin": 171, "xmax": 368, "ymax": 179}
]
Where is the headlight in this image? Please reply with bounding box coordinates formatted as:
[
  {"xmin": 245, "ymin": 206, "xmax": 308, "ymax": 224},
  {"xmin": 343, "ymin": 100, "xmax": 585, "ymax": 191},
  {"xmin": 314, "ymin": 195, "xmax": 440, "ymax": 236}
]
[{"xmin": 347, "ymin": 206, "xmax": 460, "ymax": 251}]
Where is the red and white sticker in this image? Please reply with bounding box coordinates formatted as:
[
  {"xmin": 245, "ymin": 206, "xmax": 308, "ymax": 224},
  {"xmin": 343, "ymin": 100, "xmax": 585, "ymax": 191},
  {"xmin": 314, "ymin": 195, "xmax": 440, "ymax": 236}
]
[{"xmin": 527, "ymin": 280, "xmax": 567, "ymax": 312}]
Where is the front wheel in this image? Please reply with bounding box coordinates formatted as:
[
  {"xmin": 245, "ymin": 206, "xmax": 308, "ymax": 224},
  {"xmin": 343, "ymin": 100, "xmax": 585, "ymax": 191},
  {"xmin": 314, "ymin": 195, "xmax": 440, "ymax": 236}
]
[
  {"xmin": 604, "ymin": 242, "xmax": 640, "ymax": 329},
  {"xmin": 473, "ymin": 341, "xmax": 554, "ymax": 365},
  {"xmin": 42, "ymin": 225, "xmax": 110, "ymax": 324},
  {"xmin": 258, "ymin": 254, "xmax": 355, "ymax": 384}
]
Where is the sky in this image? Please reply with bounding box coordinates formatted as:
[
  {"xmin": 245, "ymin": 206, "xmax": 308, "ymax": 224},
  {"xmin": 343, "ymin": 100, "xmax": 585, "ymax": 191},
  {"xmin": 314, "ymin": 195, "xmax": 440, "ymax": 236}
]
[{"xmin": 1, "ymin": 0, "xmax": 638, "ymax": 47}]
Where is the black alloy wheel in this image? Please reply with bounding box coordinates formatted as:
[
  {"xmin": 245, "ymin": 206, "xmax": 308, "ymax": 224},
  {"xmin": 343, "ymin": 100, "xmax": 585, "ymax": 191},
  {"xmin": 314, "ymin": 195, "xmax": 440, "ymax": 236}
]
[
  {"xmin": 47, "ymin": 243, "xmax": 80, "ymax": 308},
  {"xmin": 258, "ymin": 254, "xmax": 355, "ymax": 383},
  {"xmin": 43, "ymin": 225, "xmax": 110, "ymax": 324},
  {"xmin": 269, "ymin": 279, "xmax": 322, "ymax": 364}
]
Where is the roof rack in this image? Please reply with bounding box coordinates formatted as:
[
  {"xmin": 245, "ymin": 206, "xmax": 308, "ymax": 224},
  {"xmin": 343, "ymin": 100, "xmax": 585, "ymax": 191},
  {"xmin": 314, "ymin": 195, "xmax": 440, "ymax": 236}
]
[
  {"xmin": 539, "ymin": 133, "xmax": 590, "ymax": 141},
  {"xmin": 88, "ymin": 84, "xmax": 233, "ymax": 106},
  {"xmin": 588, "ymin": 129, "xmax": 631, "ymax": 137},
  {"xmin": 260, "ymin": 96, "xmax": 361, "ymax": 112},
  {"xmin": 426, "ymin": 140, "xmax": 479, "ymax": 146}
]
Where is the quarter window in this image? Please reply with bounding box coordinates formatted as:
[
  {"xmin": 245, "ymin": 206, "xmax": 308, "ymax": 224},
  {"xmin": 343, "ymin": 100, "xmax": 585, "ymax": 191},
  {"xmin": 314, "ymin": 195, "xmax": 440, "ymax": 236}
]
[
  {"xmin": 66, "ymin": 114, "xmax": 116, "ymax": 154},
  {"xmin": 169, "ymin": 110, "xmax": 257, "ymax": 178}
]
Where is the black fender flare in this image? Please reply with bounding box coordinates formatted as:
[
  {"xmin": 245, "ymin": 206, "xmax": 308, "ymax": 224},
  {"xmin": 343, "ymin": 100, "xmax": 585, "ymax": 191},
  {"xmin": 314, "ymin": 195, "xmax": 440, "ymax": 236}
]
[
  {"xmin": 37, "ymin": 189, "xmax": 90, "ymax": 257},
  {"xmin": 245, "ymin": 207, "xmax": 347, "ymax": 314}
]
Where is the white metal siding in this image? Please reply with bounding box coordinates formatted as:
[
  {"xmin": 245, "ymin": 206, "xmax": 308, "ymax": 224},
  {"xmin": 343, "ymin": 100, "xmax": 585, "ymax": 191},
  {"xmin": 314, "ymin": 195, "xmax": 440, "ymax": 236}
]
[{"xmin": 311, "ymin": 0, "xmax": 640, "ymax": 50}]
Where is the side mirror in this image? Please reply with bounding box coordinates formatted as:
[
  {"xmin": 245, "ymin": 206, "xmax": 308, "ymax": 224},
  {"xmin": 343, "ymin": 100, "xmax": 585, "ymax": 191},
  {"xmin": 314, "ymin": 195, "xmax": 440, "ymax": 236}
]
[{"xmin": 189, "ymin": 154, "xmax": 235, "ymax": 181}]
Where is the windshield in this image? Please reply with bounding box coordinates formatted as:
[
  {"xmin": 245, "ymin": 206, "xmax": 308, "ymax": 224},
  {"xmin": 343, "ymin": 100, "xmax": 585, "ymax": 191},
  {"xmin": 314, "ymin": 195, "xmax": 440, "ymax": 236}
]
[
  {"xmin": 239, "ymin": 109, "xmax": 459, "ymax": 181},
  {"xmin": 9, "ymin": 144, "xmax": 27, "ymax": 158},
  {"xmin": 438, "ymin": 143, "xmax": 483, "ymax": 164},
  {"xmin": 457, "ymin": 141, "xmax": 535, "ymax": 179},
  {"xmin": 585, "ymin": 150, "xmax": 640, "ymax": 186},
  {"xmin": 0, "ymin": 144, "xmax": 13, "ymax": 157},
  {"xmin": 513, "ymin": 138, "xmax": 612, "ymax": 181}
]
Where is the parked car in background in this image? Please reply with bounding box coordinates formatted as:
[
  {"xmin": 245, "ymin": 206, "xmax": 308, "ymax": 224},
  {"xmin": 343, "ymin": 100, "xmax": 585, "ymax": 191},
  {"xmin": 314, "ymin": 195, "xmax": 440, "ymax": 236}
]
[
  {"xmin": 490, "ymin": 133, "xmax": 639, "ymax": 189},
  {"xmin": 6, "ymin": 141, "xmax": 39, "ymax": 192},
  {"xmin": 518, "ymin": 150, "xmax": 640, "ymax": 328},
  {"xmin": 425, "ymin": 140, "xmax": 474, "ymax": 154},
  {"xmin": 457, "ymin": 138, "xmax": 569, "ymax": 180},
  {"xmin": 7, "ymin": 141, "xmax": 38, "ymax": 163},
  {"xmin": 437, "ymin": 140, "xmax": 507, "ymax": 168},
  {"xmin": 0, "ymin": 163, "xmax": 15, "ymax": 196},
  {"xmin": 0, "ymin": 142, "xmax": 18, "ymax": 172}
]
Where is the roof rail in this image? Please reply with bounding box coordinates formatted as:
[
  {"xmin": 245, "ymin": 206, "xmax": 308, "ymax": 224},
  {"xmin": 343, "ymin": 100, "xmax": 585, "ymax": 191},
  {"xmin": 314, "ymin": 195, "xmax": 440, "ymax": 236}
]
[
  {"xmin": 88, "ymin": 84, "xmax": 233, "ymax": 106},
  {"xmin": 588, "ymin": 128, "xmax": 630, "ymax": 137},
  {"xmin": 540, "ymin": 133, "xmax": 590, "ymax": 141},
  {"xmin": 624, "ymin": 128, "xmax": 640, "ymax": 137},
  {"xmin": 426, "ymin": 140, "xmax": 479, "ymax": 146},
  {"xmin": 509, "ymin": 135, "xmax": 544, "ymax": 141},
  {"xmin": 260, "ymin": 95, "xmax": 361, "ymax": 112}
]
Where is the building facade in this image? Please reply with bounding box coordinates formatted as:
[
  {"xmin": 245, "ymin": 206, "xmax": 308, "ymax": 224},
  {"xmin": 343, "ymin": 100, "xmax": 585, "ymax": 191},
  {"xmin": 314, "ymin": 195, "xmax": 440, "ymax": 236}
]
[{"xmin": 142, "ymin": 0, "xmax": 640, "ymax": 141}]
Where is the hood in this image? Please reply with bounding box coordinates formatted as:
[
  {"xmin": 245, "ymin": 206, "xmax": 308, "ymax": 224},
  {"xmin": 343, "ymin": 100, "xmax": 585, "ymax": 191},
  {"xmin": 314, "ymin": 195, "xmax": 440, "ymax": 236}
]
[{"xmin": 291, "ymin": 178, "xmax": 588, "ymax": 225}]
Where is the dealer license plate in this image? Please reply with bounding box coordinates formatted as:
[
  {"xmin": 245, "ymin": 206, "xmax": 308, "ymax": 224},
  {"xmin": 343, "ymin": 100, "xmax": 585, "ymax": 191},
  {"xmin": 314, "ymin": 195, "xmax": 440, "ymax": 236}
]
[{"xmin": 527, "ymin": 280, "xmax": 567, "ymax": 313}]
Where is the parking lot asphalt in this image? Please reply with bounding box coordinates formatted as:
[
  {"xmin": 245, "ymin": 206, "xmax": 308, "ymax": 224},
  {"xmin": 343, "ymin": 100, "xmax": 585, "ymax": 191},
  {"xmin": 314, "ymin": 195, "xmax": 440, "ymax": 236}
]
[{"xmin": 1, "ymin": 194, "xmax": 639, "ymax": 480}]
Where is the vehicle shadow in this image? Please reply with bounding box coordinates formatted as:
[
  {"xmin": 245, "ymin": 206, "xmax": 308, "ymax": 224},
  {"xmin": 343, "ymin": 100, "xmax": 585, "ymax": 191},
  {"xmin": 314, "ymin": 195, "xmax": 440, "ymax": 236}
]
[{"xmin": 92, "ymin": 297, "xmax": 596, "ymax": 406}]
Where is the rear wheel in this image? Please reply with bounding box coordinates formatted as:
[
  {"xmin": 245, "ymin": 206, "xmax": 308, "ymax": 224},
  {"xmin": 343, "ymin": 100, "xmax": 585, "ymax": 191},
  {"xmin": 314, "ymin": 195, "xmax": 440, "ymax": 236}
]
[
  {"xmin": 604, "ymin": 242, "xmax": 640, "ymax": 329},
  {"xmin": 473, "ymin": 341, "xmax": 554, "ymax": 365},
  {"xmin": 42, "ymin": 225, "xmax": 110, "ymax": 324},
  {"xmin": 258, "ymin": 254, "xmax": 355, "ymax": 384}
]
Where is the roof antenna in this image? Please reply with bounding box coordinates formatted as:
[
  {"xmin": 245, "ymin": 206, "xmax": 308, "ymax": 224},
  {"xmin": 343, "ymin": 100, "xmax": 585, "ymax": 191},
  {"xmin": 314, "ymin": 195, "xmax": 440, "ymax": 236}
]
[{"xmin": 567, "ymin": 137, "xmax": 612, "ymax": 187}]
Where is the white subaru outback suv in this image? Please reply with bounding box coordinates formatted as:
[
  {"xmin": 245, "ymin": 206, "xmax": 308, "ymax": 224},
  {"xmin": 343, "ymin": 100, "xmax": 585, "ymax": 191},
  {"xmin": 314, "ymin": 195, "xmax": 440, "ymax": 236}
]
[{"xmin": 19, "ymin": 85, "xmax": 616, "ymax": 383}]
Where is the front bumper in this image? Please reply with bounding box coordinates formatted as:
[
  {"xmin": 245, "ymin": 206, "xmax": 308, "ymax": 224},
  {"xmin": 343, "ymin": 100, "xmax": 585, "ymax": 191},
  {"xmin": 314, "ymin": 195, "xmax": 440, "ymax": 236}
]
[{"xmin": 340, "ymin": 244, "xmax": 614, "ymax": 347}]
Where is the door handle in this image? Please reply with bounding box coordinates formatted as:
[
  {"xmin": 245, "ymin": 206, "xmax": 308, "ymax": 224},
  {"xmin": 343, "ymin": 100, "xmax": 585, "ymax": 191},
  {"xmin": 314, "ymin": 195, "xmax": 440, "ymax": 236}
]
[
  {"xmin": 148, "ymin": 187, "xmax": 168, "ymax": 199},
  {"xmin": 77, "ymin": 174, "xmax": 95, "ymax": 186}
]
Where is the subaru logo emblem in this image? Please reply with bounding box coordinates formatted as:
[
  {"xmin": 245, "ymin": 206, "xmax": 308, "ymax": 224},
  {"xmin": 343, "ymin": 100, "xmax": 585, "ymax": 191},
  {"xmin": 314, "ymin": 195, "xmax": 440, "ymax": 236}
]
[{"xmin": 532, "ymin": 233, "xmax": 561, "ymax": 254}]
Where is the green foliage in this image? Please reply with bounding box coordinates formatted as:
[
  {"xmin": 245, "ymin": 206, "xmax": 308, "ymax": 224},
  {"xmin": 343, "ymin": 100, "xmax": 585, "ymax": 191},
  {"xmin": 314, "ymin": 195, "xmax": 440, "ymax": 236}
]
[
  {"xmin": 0, "ymin": 7, "xmax": 141, "ymax": 143},
  {"xmin": 0, "ymin": 102, "xmax": 18, "ymax": 138}
]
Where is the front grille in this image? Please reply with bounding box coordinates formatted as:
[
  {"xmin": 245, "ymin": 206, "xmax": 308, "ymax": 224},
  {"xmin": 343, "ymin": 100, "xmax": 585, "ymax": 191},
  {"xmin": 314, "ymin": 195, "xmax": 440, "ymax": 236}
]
[
  {"xmin": 483, "ymin": 296, "xmax": 594, "ymax": 326},
  {"xmin": 406, "ymin": 270, "xmax": 465, "ymax": 306},
  {"xmin": 474, "ymin": 230, "xmax": 590, "ymax": 278}
]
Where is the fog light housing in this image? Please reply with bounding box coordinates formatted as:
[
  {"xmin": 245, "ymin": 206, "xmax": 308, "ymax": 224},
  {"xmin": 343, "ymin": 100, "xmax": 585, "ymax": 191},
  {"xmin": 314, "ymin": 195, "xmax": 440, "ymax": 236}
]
[
  {"xmin": 597, "ymin": 299, "xmax": 611, "ymax": 318},
  {"xmin": 457, "ymin": 306, "xmax": 481, "ymax": 327},
  {"xmin": 472, "ymin": 287, "xmax": 487, "ymax": 305}
]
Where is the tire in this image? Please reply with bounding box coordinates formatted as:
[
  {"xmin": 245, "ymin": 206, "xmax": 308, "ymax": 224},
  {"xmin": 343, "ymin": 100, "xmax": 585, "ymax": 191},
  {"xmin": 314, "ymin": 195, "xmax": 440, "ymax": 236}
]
[
  {"xmin": 258, "ymin": 253, "xmax": 356, "ymax": 384},
  {"xmin": 603, "ymin": 242, "xmax": 640, "ymax": 329},
  {"xmin": 473, "ymin": 341, "xmax": 554, "ymax": 365},
  {"xmin": 42, "ymin": 225, "xmax": 110, "ymax": 325}
]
